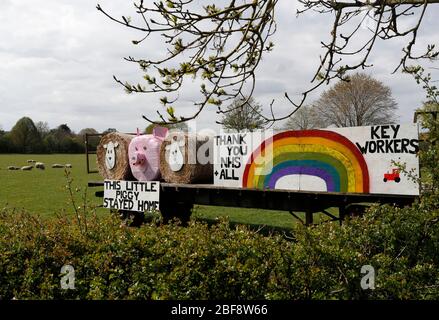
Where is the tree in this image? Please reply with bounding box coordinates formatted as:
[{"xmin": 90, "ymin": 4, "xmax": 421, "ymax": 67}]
[
  {"xmin": 97, "ymin": 0, "xmax": 438, "ymax": 125},
  {"xmin": 145, "ymin": 122, "xmax": 188, "ymax": 134},
  {"xmin": 102, "ymin": 128, "xmax": 117, "ymax": 135},
  {"xmin": 36, "ymin": 121, "xmax": 50, "ymax": 138},
  {"xmin": 283, "ymin": 106, "xmax": 324, "ymax": 130},
  {"xmin": 9, "ymin": 117, "xmax": 42, "ymax": 153},
  {"xmin": 221, "ymin": 97, "xmax": 265, "ymax": 132},
  {"xmin": 311, "ymin": 73, "xmax": 398, "ymax": 127}
]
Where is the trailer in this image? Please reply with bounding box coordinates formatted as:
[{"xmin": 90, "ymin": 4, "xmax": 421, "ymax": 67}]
[{"xmin": 85, "ymin": 130, "xmax": 419, "ymax": 226}]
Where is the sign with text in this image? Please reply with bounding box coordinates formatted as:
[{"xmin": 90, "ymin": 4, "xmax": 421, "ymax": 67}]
[
  {"xmin": 214, "ymin": 124, "xmax": 420, "ymax": 196},
  {"xmin": 103, "ymin": 180, "xmax": 160, "ymax": 212}
]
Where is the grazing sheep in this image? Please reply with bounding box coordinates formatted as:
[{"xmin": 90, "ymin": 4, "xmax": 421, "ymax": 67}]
[
  {"xmin": 27, "ymin": 160, "xmax": 36, "ymax": 164},
  {"xmin": 21, "ymin": 166, "xmax": 33, "ymax": 171},
  {"xmin": 8, "ymin": 166, "xmax": 20, "ymax": 171},
  {"xmin": 35, "ymin": 162, "xmax": 45, "ymax": 170},
  {"xmin": 52, "ymin": 164, "xmax": 65, "ymax": 168},
  {"xmin": 65, "ymin": 164, "xmax": 72, "ymax": 168}
]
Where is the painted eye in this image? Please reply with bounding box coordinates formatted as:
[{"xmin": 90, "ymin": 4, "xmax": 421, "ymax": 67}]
[
  {"xmin": 135, "ymin": 147, "xmax": 138, "ymax": 151},
  {"xmin": 143, "ymin": 146, "xmax": 147, "ymax": 150},
  {"xmin": 132, "ymin": 157, "xmax": 135, "ymax": 160}
]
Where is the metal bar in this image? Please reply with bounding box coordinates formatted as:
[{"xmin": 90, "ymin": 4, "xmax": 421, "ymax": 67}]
[
  {"xmin": 289, "ymin": 211, "xmax": 305, "ymax": 225},
  {"xmin": 88, "ymin": 181, "xmax": 418, "ymax": 213},
  {"xmin": 321, "ymin": 209, "xmax": 339, "ymax": 221},
  {"xmin": 85, "ymin": 133, "xmax": 90, "ymax": 174},
  {"xmin": 305, "ymin": 211, "xmax": 313, "ymax": 226}
]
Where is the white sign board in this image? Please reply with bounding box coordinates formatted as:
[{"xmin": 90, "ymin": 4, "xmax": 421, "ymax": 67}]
[
  {"xmin": 103, "ymin": 180, "xmax": 160, "ymax": 212},
  {"xmin": 214, "ymin": 124, "xmax": 420, "ymax": 196}
]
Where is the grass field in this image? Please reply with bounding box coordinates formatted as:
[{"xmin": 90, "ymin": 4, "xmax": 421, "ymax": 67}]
[
  {"xmin": 0, "ymin": 154, "xmax": 103, "ymax": 217},
  {"xmin": 0, "ymin": 154, "xmax": 309, "ymax": 229}
]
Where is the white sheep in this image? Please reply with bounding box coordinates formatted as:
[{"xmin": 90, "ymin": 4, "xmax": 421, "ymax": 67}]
[
  {"xmin": 65, "ymin": 164, "xmax": 72, "ymax": 168},
  {"xmin": 35, "ymin": 162, "xmax": 45, "ymax": 170},
  {"xmin": 52, "ymin": 164, "xmax": 65, "ymax": 168},
  {"xmin": 21, "ymin": 166, "xmax": 33, "ymax": 171},
  {"xmin": 8, "ymin": 166, "xmax": 20, "ymax": 171}
]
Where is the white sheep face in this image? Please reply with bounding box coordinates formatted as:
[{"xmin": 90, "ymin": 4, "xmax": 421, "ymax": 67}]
[
  {"xmin": 103, "ymin": 141, "xmax": 119, "ymax": 170},
  {"xmin": 165, "ymin": 138, "xmax": 185, "ymax": 172}
]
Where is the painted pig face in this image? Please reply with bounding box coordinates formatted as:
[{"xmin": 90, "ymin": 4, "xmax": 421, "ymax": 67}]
[
  {"xmin": 103, "ymin": 141, "xmax": 119, "ymax": 169},
  {"xmin": 128, "ymin": 127, "xmax": 168, "ymax": 181}
]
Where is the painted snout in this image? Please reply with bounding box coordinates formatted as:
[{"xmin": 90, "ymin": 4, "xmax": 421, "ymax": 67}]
[{"xmin": 132, "ymin": 152, "xmax": 147, "ymax": 166}]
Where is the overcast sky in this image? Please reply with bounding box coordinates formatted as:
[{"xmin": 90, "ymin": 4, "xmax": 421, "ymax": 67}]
[{"xmin": 0, "ymin": 0, "xmax": 438, "ymax": 133}]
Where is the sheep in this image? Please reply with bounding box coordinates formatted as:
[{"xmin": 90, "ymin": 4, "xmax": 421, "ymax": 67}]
[
  {"xmin": 8, "ymin": 166, "xmax": 20, "ymax": 171},
  {"xmin": 52, "ymin": 164, "xmax": 65, "ymax": 168},
  {"xmin": 65, "ymin": 164, "xmax": 72, "ymax": 168},
  {"xmin": 35, "ymin": 162, "xmax": 45, "ymax": 170},
  {"xmin": 27, "ymin": 160, "xmax": 36, "ymax": 164},
  {"xmin": 21, "ymin": 166, "xmax": 33, "ymax": 171}
]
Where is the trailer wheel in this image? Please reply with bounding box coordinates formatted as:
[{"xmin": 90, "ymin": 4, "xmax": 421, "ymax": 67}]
[
  {"xmin": 383, "ymin": 178, "xmax": 387, "ymax": 182},
  {"xmin": 395, "ymin": 177, "xmax": 401, "ymax": 183}
]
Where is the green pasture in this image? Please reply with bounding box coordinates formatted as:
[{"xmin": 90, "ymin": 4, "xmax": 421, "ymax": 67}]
[
  {"xmin": 0, "ymin": 154, "xmax": 337, "ymax": 228},
  {"xmin": 0, "ymin": 154, "xmax": 102, "ymax": 217}
]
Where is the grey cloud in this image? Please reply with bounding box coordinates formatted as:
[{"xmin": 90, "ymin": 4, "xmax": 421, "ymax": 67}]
[{"xmin": 0, "ymin": 0, "xmax": 437, "ymax": 133}]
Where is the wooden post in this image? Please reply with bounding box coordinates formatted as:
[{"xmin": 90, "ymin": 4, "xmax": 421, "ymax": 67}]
[
  {"xmin": 339, "ymin": 206, "xmax": 346, "ymax": 225},
  {"xmin": 305, "ymin": 211, "xmax": 313, "ymax": 226},
  {"xmin": 85, "ymin": 134, "xmax": 90, "ymax": 174}
]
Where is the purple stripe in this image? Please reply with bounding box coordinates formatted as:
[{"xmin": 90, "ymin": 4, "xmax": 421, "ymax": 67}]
[{"xmin": 266, "ymin": 166, "xmax": 335, "ymax": 191}]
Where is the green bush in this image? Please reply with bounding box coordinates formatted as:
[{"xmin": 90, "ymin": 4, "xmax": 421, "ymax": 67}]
[{"xmin": 1, "ymin": 193, "xmax": 439, "ymax": 300}]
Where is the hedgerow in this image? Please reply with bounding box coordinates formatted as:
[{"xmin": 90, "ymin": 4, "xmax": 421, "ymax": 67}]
[{"xmin": 1, "ymin": 192, "xmax": 439, "ymax": 300}]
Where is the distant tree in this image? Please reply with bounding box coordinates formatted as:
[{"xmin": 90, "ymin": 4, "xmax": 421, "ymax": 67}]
[
  {"xmin": 0, "ymin": 133, "xmax": 13, "ymax": 153},
  {"xmin": 221, "ymin": 97, "xmax": 265, "ymax": 132},
  {"xmin": 35, "ymin": 121, "xmax": 50, "ymax": 138},
  {"xmin": 312, "ymin": 73, "xmax": 398, "ymax": 127},
  {"xmin": 144, "ymin": 122, "xmax": 188, "ymax": 134},
  {"xmin": 78, "ymin": 128, "xmax": 99, "ymax": 151},
  {"xmin": 9, "ymin": 117, "xmax": 42, "ymax": 153},
  {"xmin": 102, "ymin": 128, "xmax": 117, "ymax": 135},
  {"xmin": 43, "ymin": 123, "xmax": 83, "ymax": 153},
  {"xmin": 284, "ymin": 106, "xmax": 324, "ymax": 130},
  {"xmin": 78, "ymin": 128, "xmax": 99, "ymax": 141}
]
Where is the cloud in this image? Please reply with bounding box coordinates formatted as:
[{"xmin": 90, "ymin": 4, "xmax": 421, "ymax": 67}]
[{"xmin": 0, "ymin": 0, "xmax": 437, "ymax": 133}]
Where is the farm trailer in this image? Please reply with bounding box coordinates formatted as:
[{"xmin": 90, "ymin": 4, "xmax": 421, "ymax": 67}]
[
  {"xmin": 87, "ymin": 180, "xmax": 417, "ymax": 226},
  {"xmin": 85, "ymin": 133, "xmax": 418, "ymax": 226}
]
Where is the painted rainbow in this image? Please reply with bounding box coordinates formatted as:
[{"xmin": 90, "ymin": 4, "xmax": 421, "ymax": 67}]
[{"xmin": 242, "ymin": 130, "xmax": 370, "ymax": 193}]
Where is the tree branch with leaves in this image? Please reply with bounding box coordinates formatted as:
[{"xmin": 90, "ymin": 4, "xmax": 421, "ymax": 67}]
[{"xmin": 97, "ymin": 0, "xmax": 438, "ymax": 125}]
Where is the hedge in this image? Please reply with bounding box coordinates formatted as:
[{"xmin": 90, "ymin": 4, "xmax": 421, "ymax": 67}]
[{"xmin": 1, "ymin": 194, "xmax": 439, "ymax": 300}]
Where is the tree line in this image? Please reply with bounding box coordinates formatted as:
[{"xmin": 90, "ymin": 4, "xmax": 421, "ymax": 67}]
[{"xmin": 0, "ymin": 117, "xmax": 107, "ymax": 154}]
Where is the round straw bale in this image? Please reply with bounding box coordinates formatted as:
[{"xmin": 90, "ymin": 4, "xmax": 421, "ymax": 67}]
[
  {"xmin": 159, "ymin": 132, "xmax": 213, "ymax": 184},
  {"xmin": 96, "ymin": 132, "xmax": 135, "ymax": 180}
]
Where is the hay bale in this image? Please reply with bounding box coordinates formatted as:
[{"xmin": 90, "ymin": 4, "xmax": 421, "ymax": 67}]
[
  {"xmin": 128, "ymin": 127, "xmax": 168, "ymax": 181},
  {"xmin": 21, "ymin": 166, "xmax": 33, "ymax": 171},
  {"xmin": 96, "ymin": 132, "xmax": 135, "ymax": 180},
  {"xmin": 160, "ymin": 132, "xmax": 213, "ymax": 184},
  {"xmin": 52, "ymin": 164, "xmax": 65, "ymax": 168},
  {"xmin": 8, "ymin": 166, "xmax": 20, "ymax": 171}
]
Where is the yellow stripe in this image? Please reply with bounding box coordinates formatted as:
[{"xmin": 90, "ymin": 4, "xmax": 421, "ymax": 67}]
[{"xmin": 246, "ymin": 136, "xmax": 364, "ymax": 192}]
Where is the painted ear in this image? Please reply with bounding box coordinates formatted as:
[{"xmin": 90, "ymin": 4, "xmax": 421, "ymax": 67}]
[
  {"xmin": 114, "ymin": 142, "xmax": 119, "ymax": 148},
  {"xmin": 178, "ymin": 139, "xmax": 185, "ymax": 147},
  {"xmin": 103, "ymin": 144, "xmax": 108, "ymax": 149},
  {"xmin": 153, "ymin": 126, "xmax": 168, "ymax": 140}
]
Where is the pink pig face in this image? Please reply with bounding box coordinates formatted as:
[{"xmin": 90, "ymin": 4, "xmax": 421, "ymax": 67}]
[{"xmin": 128, "ymin": 127, "xmax": 168, "ymax": 181}]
